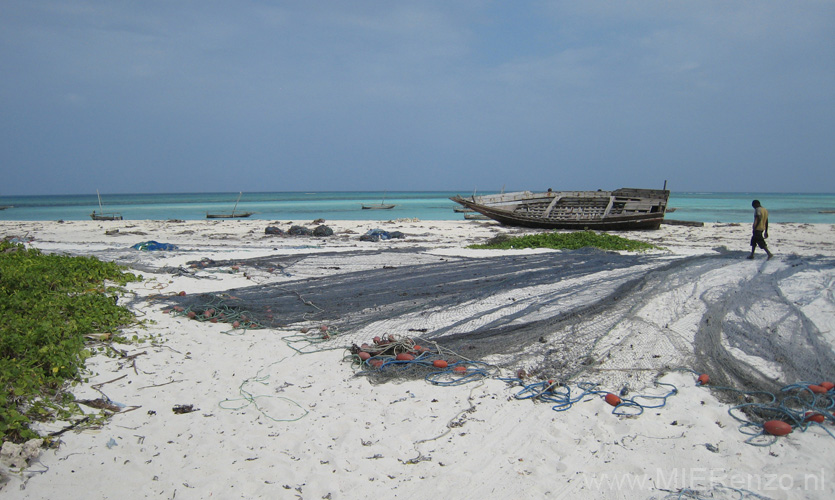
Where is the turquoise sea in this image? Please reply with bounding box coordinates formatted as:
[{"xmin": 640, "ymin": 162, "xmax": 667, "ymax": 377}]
[{"xmin": 1, "ymin": 191, "xmax": 834, "ymax": 224}]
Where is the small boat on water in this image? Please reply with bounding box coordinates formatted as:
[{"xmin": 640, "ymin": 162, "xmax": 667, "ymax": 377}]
[
  {"xmin": 207, "ymin": 192, "xmax": 254, "ymax": 219},
  {"xmin": 361, "ymin": 193, "xmax": 396, "ymax": 210},
  {"xmin": 90, "ymin": 190, "xmax": 122, "ymax": 221},
  {"xmin": 362, "ymin": 203, "xmax": 396, "ymax": 210},
  {"xmin": 450, "ymin": 185, "xmax": 670, "ymax": 230}
]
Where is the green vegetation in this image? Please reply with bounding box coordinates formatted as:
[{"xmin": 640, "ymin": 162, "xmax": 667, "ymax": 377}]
[
  {"xmin": 0, "ymin": 241, "xmax": 141, "ymax": 443},
  {"xmin": 468, "ymin": 230, "xmax": 661, "ymax": 252}
]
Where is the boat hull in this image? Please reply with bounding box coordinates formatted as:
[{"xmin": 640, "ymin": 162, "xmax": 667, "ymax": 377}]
[
  {"xmin": 90, "ymin": 212, "xmax": 122, "ymax": 221},
  {"xmin": 361, "ymin": 205, "xmax": 396, "ymax": 210},
  {"xmin": 206, "ymin": 212, "xmax": 254, "ymax": 219},
  {"xmin": 450, "ymin": 188, "xmax": 669, "ymax": 231}
]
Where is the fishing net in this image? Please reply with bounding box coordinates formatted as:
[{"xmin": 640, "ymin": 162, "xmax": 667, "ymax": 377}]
[{"xmin": 158, "ymin": 247, "xmax": 835, "ymax": 397}]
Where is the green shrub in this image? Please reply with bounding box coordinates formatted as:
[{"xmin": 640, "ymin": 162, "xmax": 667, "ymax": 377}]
[
  {"xmin": 0, "ymin": 241, "xmax": 141, "ymax": 442},
  {"xmin": 468, "ymin": 230, "xmax": 661, "ymax": 252}
]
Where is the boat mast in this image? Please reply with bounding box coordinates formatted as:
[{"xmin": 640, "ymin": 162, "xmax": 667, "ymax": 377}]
[
  {"xmin": 232, "ymin": 191, "xmax": 242, "ymax": 216},
  {"xmin": 97, "ymin": 190, "xmax": 103, "ymax": 213}
]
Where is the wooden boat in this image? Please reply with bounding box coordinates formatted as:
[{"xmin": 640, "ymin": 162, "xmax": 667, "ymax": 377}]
[
  {"xmin": 0, "ymin": 205, "xmax": 11, "ymax": 211},
  {"xmin": 90, "ymin": 191, "xmax": 122, "ymax": 221},
  {"xmin": 361, "ymin": 203, "xmax": 396, "ymax": 210},
  {"xmin": 361, "ymin": 193, "xmax": 396, "ymax": 210},
  {"xmin": 450, "ymin": 186, "xmax": 670, "ymax": 230},
  {"xmin": 207, "ymin": 192, "xmax": 254, "ymax": 219}
]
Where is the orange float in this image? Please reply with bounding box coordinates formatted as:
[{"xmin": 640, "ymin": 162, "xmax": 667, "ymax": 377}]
[
  {"xmin": 808, "ymin": 384, "xmax": 827, "ymax": 394},
  {"xmin": 804, "ymin": 412, "xmax": 825, "ymax": 423},
  {"xmin": 358, "ymin": 351, "xmax": 371, "ymax": 361},
  {"xmin": 697, "ymin": 374, "xmax": 710, "ymax": 386},
  {"xmin": 433, "ymin": 360, "xmax": 448, "ymax": 369},
  {"xmin": 819, "ymin": 381, "xmax": 834, "ymax": 391},
  {"xmin": 453, "ymin": 365, "xmax": 467, "ymax": 373},
  {"xmin": 763, "ymin": 420, "xmax": 792, "ymax": 436},
  {"xmin": 395, "ymin": 353, "xmax": 414, "ymax": 361},
  {"xmin": 604, "ymin": 393, "xmax": 621, "ymax": 407}
]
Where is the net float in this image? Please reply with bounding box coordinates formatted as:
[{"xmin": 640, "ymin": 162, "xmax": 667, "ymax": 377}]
[
  {"xmin": 373, "ymin": 336, "xmax": 382, "ymax": 344},
  {"xmin": 232, "ymin": 321, "xmax": 240, "ymax": 328},
  {"xmin": 805, "ymin": 412, "xmax": 825, "ymax": 423},
  {"xmin": 433, "ymin": 360, "xmax": 448, "ymax": 369},
  {"xmin": 178, "ymin": 291, "xmax": 186, "ymax": 296},
  {"xmin": 697, "ymin": 374, "xmax": 710, "ymax": 385},
  {"xmin": 412, "ymin": 345, "xmax": 423, "ymax": 352},
  {"xmin": 604, "ymin": 393, "xmax": 621, "ymax": 407},
  {"xmin": 187, "ymin": 311, "xmax": 196, "ymax": 319},
  {"xmin": 396, "ymin": 353, "xmax": 414, "ymax": 361},
  {"xmin": 210, "ymin": 318, "xmax": 218, "ymax": 323},
  {"xmin": 819, "ymin": 381, "xmax": 834, "ymax": 391},
  {"xmin": 358, "ymin": 351, "xmax": 371, "ymax": 361},
  {"xmin": 808, "ymin": 384, "xmax": 827, "ymax": 394},
  {"xmin": 453, "ymin": 365, "xmax": 467, "ymax": 373},
  {"xmin": 174, "ymin": 306, "xmax": 184, "ymax": 312},
  {"xmin": 369, "ymin": 359, "xmax": 383, "ymax": 368},
  {"xmin": 763, "ymin": 420, "xmax": 792, "ymax": 436}
]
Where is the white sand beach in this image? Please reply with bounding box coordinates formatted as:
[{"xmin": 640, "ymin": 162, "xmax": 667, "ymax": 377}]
[{"xmin": 2, "ymin": 219, "xmax": 834, "ymax": 500}]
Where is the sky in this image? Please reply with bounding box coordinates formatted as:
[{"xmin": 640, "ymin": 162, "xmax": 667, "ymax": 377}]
[{"xmin": 1, "ymin": 1, "xmax": 833, "ymax": 195}]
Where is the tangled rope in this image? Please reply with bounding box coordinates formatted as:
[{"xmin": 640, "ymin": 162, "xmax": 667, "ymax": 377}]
[{"xmin": 702, "ymin": 380, "xmax": 835, "ymax": 445}]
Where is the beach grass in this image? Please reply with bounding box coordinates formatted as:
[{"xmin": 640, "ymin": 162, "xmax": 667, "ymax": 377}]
[
  {"xmin": 0, "ymin": 241, "xmax": 141, "ymax": 442},
  {"xmin": 468, "ymin": 230, "xmax": 662, "ymax": 252}
]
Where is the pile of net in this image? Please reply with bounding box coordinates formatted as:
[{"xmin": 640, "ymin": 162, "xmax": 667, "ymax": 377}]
[{"xmin": 159, "ymin": 247, "xmax": 835, "ymax": 398}]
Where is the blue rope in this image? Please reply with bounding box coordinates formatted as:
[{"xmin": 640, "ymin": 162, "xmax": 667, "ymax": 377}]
[{"xmin": 700, "ymin": 380, "xmax": 835, "ymax": 445}]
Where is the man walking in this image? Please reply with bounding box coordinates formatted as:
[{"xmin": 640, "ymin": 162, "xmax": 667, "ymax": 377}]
[{"xmin": 748, "ymin": 200, "xmax": 773, "ymax": 260}]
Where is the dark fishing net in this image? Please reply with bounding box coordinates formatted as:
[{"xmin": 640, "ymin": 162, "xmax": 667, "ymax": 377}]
[{"xmin": 157, "ymin": 247, "xmax": 835, "ymax": 395}]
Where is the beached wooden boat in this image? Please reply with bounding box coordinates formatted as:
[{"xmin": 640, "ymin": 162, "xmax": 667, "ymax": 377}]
[
  {"xmin": 90, "ymin": 190, "xmax": 122, "ymax": 221},
  {"xmin": 450, "ymin": 187, "xmax": 670, "ymax": 230},
  {"xmin": 207, "ymin": 192, "xmax": 254, "ymax": 219}
]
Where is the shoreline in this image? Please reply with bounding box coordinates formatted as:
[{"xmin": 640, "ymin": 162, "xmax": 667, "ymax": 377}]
[{"xmin": 2, "ymin": 220, "xmax": 835, "ymax": 499}]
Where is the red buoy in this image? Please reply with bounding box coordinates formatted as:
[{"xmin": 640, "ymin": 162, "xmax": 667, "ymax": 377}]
[
  {"xmin": 369, "ymin": 359, "xmax": 383, "ymax": 368},
  {"xmin": 808, "ymin": 384, "xmax": 827, "ymax": 394},
  {"xmin": 395, "ymin": 353, "xmax": 414, "ymax": 361},
  {"xmin": 453, "ymin": 365, "xmax": 467, "ymax": 373},
  {"xmin": 819, "ymin": 381, "xmax": 834, "ymax": 391},
  {"xmin": 805, "ymin": 412, "xmax": 825, "ymax": 423},
  {"xmin": 763, "ymin": 420, "xmax": 792, "ymax": 436},
  {"xmin": 358, "ymin": 351, "xmax": 371, "ymax": 361},
  {"xmin": 433, "ymin": 360, "xmax": 448, "ymax": 369},
  {"xmin": 697, "ymin": 374, "xmax": 710, "ymax": 386},
  {"xmin": 604, "ymin": 393, "xmax": 621, "ymax": 407}
]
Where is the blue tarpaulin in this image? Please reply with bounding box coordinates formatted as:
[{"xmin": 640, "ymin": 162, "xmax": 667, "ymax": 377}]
[{"xmin": 132, "ymin": 240, "xmax": 178, "ymax": 251}]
